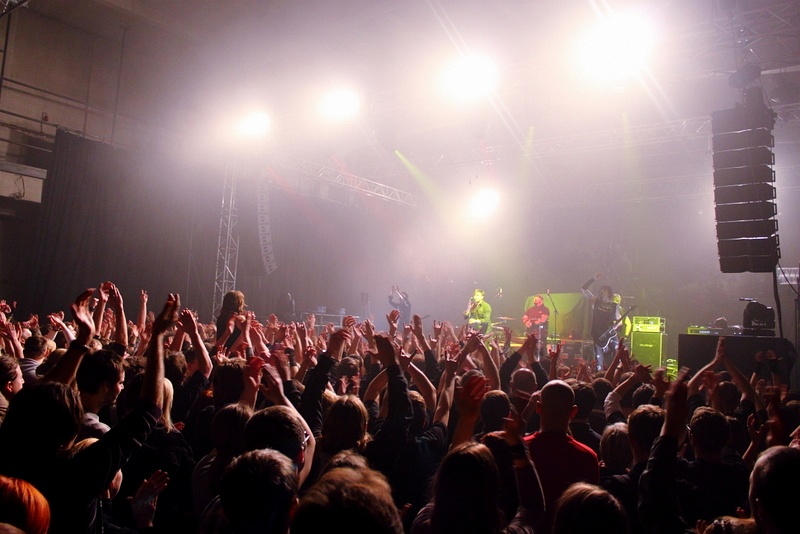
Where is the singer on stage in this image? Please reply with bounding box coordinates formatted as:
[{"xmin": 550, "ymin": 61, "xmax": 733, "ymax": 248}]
[{"xmin": 464, "ymin": 288, "xmax": 492, "ymax": 334}]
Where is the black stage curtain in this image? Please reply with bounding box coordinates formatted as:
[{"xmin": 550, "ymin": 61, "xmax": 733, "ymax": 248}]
[{"xmin": 23, "ymin": 130, "xmax": 218, "ymax": 317}]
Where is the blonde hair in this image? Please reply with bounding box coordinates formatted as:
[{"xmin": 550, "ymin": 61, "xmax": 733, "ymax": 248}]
[{"xmin": 162, "ymin": 379, "xmax": 175, "ymax": 432}]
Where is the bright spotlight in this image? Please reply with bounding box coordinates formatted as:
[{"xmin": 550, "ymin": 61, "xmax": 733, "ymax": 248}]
[
  {"xmin": 235, "ymin": 111, "xmax": 271, "ymax": 138},
  {"xmin": 574, "ymin": 12, "xmax": 656, "ymax": 83},
  {"xmin": 319, "ymin": 88, "xmax": 361, "ymax": 121},
  {"xmin": 468, "ymin": 188, "xmax": 500, "ymax": 218},
  {"xmin": 438, "ymin": 54, "xmax": 499, "ymax": 104}
]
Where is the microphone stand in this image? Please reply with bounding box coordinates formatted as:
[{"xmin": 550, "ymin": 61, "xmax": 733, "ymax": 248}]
[{"xmin": 545, "ymin": 292, "xmax": 559, "ymax": 357}]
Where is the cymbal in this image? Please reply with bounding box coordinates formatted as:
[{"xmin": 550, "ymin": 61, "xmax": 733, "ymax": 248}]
[{"xmin": 496, "ymin": 316, "xmax": 514, "ymax": 321}]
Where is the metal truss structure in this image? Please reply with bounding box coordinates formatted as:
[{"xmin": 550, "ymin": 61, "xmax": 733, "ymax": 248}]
[
  {"xmin": 675, "ymin": 0, "xmax": 800, "ymax": 77},
  {"xmin": 271, "ymin": 154, "xmax": 418, "ymax": 208},
  {"xmin": 211, "ymin": 160, "xmax": 243, "ymax": 321}
]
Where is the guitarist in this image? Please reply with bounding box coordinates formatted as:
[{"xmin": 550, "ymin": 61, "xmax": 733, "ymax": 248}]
[
  {"xmin": 581, "ymin": 273, "xmax": 621, "ymax": 371},
  {"xmin": 523, "ymin": 294, "xmax": 550, "ymax": 357}
]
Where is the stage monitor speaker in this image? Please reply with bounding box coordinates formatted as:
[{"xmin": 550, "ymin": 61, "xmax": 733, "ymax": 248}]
[
  {"xmin": 678, "ymin": 334, "xmax": 797, "ymax": 386},
  {"xmin": 631, "ymin": 332, "xmax": 665, "ymax": 368}
]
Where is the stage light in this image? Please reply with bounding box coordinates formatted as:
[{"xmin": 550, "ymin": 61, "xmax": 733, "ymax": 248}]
[
  {"xmin": 467, "ymin": 188, "xmax": 500, "ymax": 218},
  {"xmin": 235, "ymin": 111, "xmax": 271, "ymax": 138},
  {"xmin": 438, "ymin": 53, "xmax": 498, "ymax": 104},
  {"xmin": 573, "ymin": 12, "xmax": 656, "ymax": 83},
  {"xmin": 319, "ymin": 88, "xmax": 361, "ymax": 121}
]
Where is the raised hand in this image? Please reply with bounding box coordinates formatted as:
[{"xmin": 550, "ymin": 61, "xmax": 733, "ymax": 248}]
[
  {"xmin": 548, "ymin": 342, "xmax": 562, "ymax": 364},
  {"xmin": 386, "ymin": 309, "xmax": 400, "ymax": 336},
  {"xmin": 259, "ymin": 363, "xmax": 286, "ymax": 405},
  {"xmin": 303, "ymin": 346, "xmax": 318, "ymax": 368},
  {"xmin": 129, "ymin": 470, "xmax": 169, "ymax": 529},
  {"xmin": 520, "ymin": 333, "xmax": 539, "ymax": 358},
  {"xmin": 462, "ymin": 331, "xmax": 483, "ymax": 355},
  {"xmin": 327, "ymin": 329, "xmax": 352, "ymax": 362},
  {"xmin": 98, "ymin": 282, "xmax": 113, "ymax": 303},
  {"xmin": 106, "ymin": 282, "xmax": 124, "ymax": 309},
  {"xmin": 455, "ymin": 375, "xmax": 487, "ymax": 420},
  {"xmin": 178, "ymin": 309, "xmax": 199, "ymax": 335},
  {"xmin": 652, "ymin": 367, "xmax": 670, "ymax": 398},
  {"xmin": 70, "ymin": 289, "xmax": 97, "ymax": 345},
  {"xmin": 634, "ymin": 363, "xmax": 653, "ymax": 383},
  {"xmin": 663, "ymin": 367, "xmax": 690, "ymax": 441},
  {"xmin": 152, "ymin": 294, "xmax": 180, "ymax": 337},
  {"xmin": 432, "ymin": 320, "xmax": 443, "ymax": 339},
  {"xmin": 374, "ymin": 334, "xmax": 399, "ymax": 368}
]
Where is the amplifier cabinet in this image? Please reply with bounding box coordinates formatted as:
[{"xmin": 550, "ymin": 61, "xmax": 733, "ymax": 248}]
[
  {"xmin": 631, "ymin": 332, "xmax": 666, "ymax": 368},
  {"xmin": 632, "ymin": 316, "xmax": 666, "ymax": 333}
]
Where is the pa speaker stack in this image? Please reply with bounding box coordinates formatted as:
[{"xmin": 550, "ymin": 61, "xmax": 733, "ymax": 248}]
[{"xmin": 711, "ymin": 87, "xmax": 779, "ymax": 273}]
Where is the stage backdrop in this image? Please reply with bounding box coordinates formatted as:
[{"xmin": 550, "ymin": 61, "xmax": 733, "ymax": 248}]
[
  {"xmin": 523, "ymin": 292, "xmax": 592, "ymax": 341},
  {"xmin": 23, "ymin": 129, "xmax": 219, "ymax": 317}
]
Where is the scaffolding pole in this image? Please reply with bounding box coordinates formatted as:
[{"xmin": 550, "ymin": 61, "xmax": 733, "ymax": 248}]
[{"xmin": 211, "ymin": 160, "xmax": 243, "ymax": 322}]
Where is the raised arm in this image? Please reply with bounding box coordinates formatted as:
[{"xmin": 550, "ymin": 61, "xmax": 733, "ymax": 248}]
[
  {"xmin": 687, "ymin": 337, "xmax": 724, "ymax": 397},
  {"xmin": 259, "ymin": 362, "xmax": 316, "ymax": 487},
  {"xmin": 42, "ymin": 289, "xmax": 97, "ymax": 386},
  {"xmin": 107, "ymin": 282, "xmax": 128, "ymax": 349},
  {"xmin": 136, "ymin": 290, "xmax": 148, "ymax": 333},
  {"xmin": 450, "ymin": 374, "xmax": 487, "ymax": 449},
  {"xmin": 407, "ymin": 359, "xmax": 437, "ymax": 415},
  {"xmin": 140, "ymin": 294, "xmax": 180, "ymax": 409},
  {"xmin": 93, "ymin": 283, "xmax": 111, "ymax": 334},
  {"xmin": 432, "ymin": 349, "xmax": 458, "ymax": 427},
  {"xmin": 180, "ymin": 309, "xmax": 213, "ymax": 379},
  {"xmin": 639, "ymin": 368, "xmax": 691, "ymax": 534},
  {"xmin": 475, "ymin": 340, "xmax": 501, "ymax": 391}
]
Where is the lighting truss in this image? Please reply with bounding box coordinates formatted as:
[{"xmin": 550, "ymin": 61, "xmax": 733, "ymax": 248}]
[
  {"xmin": 271, "ymin": 155, "xmax": 418, "ymax": 208},
  {"xmin": 652, "ymin": 0, "xmax": 800, "ymax": 81},
  {"xmin": 211, "ymin": 160, "xmax": 243, "ymax": 321}
]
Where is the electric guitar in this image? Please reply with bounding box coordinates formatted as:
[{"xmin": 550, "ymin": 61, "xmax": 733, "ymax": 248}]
[{"xmin": 596, "ymin": 305, "xmax": 637, "ymax": 350}]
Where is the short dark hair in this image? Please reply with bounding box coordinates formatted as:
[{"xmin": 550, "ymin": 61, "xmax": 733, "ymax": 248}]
[
  {"xmin": 22, "ymin": 336, "xmax": 47, "ymax": 359},
  {"xmin": 590, "ymin": 378, "xmax": 613, "ymax": 408},
  {"xmin": 1, "ymin": 382, "xmax": 82, "ymax": 452},
  {"xmin": 76, "ymin": 350, "xmax": 124, "ymax": 394},
  {"xmin": 219, "ymin": 449, "xmax": 297, "ymax": 532},
  {"xmin": 627, "ymin": 404, "xmax": 664, "ymax": 455},
  {"xmin": 245, "ymin": 406, "xmax": 305, "ymax": 463},
  {"xmin": 0, "ymin": 354, "xmax": 19, "ymax": 385},
  {"xmin": 553, "ymin": 482, "xmax": 629, "ymax": 534},
  {"xmin": 480, "ymin": 390, "xmax": 511, "ymax": 433},
  {"xmin": 211, "ymin": 358, "xmax": 246, "ymax": 409},
  {"xmin": 165, "ymin": 352, "xmax": 187, "ymax": 387},
  {"xmin": 689, "ymin": 406, "xmax": 729, "ymax": 455},
  {"xmin": 631, "ymin": 383, "xmax": 655, "ymax": 408},
  {"xmin": 572, "ymin": 383, "xmax": 596, "ymax": 419},
  {"xmin": 292, "ymin": 466, "xmax": 402, "ymax": 534}
]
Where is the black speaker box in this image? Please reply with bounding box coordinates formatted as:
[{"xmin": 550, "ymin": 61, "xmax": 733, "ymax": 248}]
[
  {"xmin": 631, "ymin": 332, "xmax": 665, "ymax": 368},
  {"xmin": 678, "ymin": 334, "xmax": 797, "ymax": 385}
]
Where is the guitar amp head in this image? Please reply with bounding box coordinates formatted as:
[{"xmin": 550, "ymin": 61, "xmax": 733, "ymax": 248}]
[{"xmin": 632, "ymin": 316, "xmax": 665, "ymax": 333}]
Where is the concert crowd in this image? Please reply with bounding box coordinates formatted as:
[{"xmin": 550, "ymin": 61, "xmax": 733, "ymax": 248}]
[{"xmin": 0, "ymin": 282, "xmax": 798, "ymax": 534}]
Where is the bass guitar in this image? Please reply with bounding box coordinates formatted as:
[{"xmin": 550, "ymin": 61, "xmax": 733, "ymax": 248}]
[{"xmin": 596, "ymin": 305, "xmax": 637, "ymax": 350}]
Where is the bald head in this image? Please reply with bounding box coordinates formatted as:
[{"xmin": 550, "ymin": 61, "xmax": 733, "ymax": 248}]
[
  {"xmin": 750, "ymin": 445, "xmax": 800, "ymax": 533},
  {"xmin": 538, "ymin": 380, "xmax": 577, "ymax": 431}
]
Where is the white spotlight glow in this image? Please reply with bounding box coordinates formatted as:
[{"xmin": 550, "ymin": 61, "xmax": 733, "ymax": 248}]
[
  {"xmin": 319, "ymin": 88, "xmax": 361, "ymax": 121},
  {"xmin": 235, "ymin": 111, "xmax": 271, "ymax": 138},
  {"xmin": 574, "ymin": 12, "xmax": 656, "ymax": 83},
  {"xmin": 468, "ymin": 188, "xmax": 500, "ymax": 218},
  {"xmin": 438, "ymin": 54, "xmax": 499, "ymax": 104}
]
